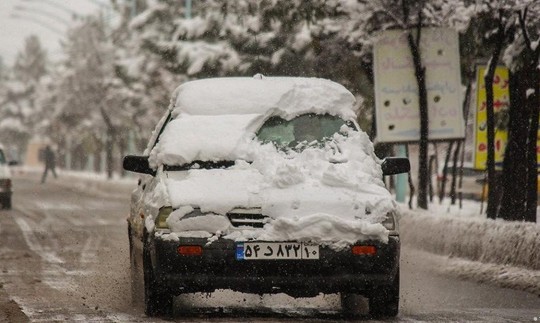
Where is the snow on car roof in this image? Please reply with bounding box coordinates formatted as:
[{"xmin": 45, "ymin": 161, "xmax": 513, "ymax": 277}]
[
  {"xmin": 171, "ymin": 76, "xmax": 358, "ymax": 119},
  {"xmin": 149, "ymin": 76, "xmax": 360, "ymax": 166}
]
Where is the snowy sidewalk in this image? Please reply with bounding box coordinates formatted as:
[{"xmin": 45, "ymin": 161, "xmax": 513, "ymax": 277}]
[{"xmin": 400, "ymin": 201, "xmax": 540, "ymax": 295}]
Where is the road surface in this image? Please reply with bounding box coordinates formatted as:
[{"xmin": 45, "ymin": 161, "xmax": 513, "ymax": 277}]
[{"xmin": 0, "ymin": 174, "xmax": 538, "ymax": 322}]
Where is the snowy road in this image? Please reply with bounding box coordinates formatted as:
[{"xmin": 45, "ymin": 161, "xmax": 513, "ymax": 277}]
[{"xmin": 0, "ymin": 174, "xmax": 539, "ymax": 322}]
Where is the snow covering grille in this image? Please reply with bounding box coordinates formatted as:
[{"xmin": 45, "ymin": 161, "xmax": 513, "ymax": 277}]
[{"xmin": 227, "ymin": 209, "xmax": 268, "ymax": 228}]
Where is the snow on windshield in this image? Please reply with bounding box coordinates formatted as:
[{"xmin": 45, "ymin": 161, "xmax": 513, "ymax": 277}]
[
  {"xmin": 147, "ymin": 77, "xmax": 395, "ymax": 248},
  {"xmin": 149, "ymin": 113, "xmax": 261, "ymax": 166}
]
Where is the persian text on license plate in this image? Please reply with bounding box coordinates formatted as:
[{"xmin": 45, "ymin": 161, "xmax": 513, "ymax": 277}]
[{"xmin": 235, "ymin": 242, "xmax": 319, "ymax": 260}]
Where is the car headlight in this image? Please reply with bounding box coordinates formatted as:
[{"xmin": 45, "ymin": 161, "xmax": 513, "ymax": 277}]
[
  {"xmin": 155, "ymin": 207, "xmax": 209, "ymax": 229},
  {"xmin": 382, "ymin": 212, "xmax": 396, "ymax": 230},
  {"xmin": 155, "ymin": 206, "xmax": 173, "ymax": 229}
]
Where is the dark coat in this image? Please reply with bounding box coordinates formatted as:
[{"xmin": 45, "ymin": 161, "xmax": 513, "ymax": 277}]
[{"xmin": 44, "ymin": 146, "xmax": 55, "ymax": 168}]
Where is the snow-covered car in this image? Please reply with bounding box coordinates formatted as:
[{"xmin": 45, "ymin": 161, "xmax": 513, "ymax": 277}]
[
  {"xmin": 0, "ymin": 145, "xmax": 13, "ymax": 209},
  {"xmin": 123, "ymin": 77, "xmax": 410, "ymax": 318}
]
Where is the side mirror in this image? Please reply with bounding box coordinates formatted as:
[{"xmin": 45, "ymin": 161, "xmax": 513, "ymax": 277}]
[
  {"xmin": 381, "ymin": 157, "xmax": 410, "ymax": 175},
  {"xmin": 8, "ymin": 161, "xmax": 18, "ymax": 166},
  {"xmin": 123, "ymin": 155, "xmax": 156, "ymax": 176}
]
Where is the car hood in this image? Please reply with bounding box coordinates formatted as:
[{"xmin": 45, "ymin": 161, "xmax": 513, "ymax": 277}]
[
  {"xmin": 163, "ymin": 166, "xmax": 394, "ymax": 222},
  {"xmin": 161, "ymin": 166, "xmax": 395, "ymax": 246},
  {"xmin": 155, "ymin": 132, "xmax": 397, "ymax": 245}
]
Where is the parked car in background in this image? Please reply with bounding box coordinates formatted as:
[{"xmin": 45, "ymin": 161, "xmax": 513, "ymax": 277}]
[
  {"xmin": 123, "ymin": 77, "xmax": 410, "ymax": 318},
  {"xmin": 0, "ymin": 145, "xmax": 13, "ymax": 209}
]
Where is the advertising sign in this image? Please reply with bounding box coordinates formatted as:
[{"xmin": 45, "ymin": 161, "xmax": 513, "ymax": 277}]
[
  {"xmin": 473, "ymin": 65, "xmax": 540, "ymax": 170},
  {"xmin": 473, "ymin": 66, "xmax": 509, "ymax": 170},
  {"xmin": 373, "ymin": 28, "xmax": 465, "ymax": 142}
]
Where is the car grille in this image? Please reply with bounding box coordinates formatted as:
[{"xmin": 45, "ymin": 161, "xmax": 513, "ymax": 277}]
[{"xmin": 227, "ymin": 209, "xmax": 268, "ymax": 228}]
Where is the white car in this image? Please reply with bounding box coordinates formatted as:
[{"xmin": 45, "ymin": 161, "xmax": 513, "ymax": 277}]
[{"xmin": 123, "ymin": 77, "xmax": 409, "ymax": 317}]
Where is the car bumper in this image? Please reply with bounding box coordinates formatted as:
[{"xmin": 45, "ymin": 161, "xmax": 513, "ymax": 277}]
[{"xmin": 150, "ymin": 235, "xmax": 400, "ymax": 297}]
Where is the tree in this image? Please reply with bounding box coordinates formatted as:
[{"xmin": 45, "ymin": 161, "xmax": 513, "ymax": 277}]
[
  {"xmin": 498, "ymin": 1, "xmax": 540, "ymax": 222},
  {"xmin": 482, "ymin": 7, "xmax": 513, "ymax": 219},
  {"xmin": 0, "ymin": 35, "xmax": 48, "ymax": 154},
  {"xmin": 41, "ymin": 17, "xmax": 136, "ymax": 178}
]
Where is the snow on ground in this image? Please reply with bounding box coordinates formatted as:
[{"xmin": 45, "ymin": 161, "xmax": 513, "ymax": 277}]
[
  {"xmin": 400, "ymin": 199, "xmax": 540, "ymax": 271},
  {"xmin": 14, "ymin": 166, "xmax": 539, "ymax": 294},
  {"xmin": 399, "ymin": 199, "xmax": 540, "ymax": 295}
]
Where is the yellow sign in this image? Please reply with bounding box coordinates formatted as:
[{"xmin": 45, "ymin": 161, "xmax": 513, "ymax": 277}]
[
  {"xmin": 473, "ymin": 66, "xmax": 509, "ymax": 170},
  {"xmin": 474, "ymin": 65, "xmax": 540, "ymax": 170}
]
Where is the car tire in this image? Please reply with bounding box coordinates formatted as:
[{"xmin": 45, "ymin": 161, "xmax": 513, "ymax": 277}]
[
  {"xmin": 368, "ymin": 269, "xmax": 400, "ymax": 318},
  {"xmin": 143, "ymin": 234, "xmax": 173, "ymax": 317},
  {"xmin": 340, "ymin": 292, "xmax": 364, "ymax": 317},
  {"xmin": 128, "ymin": 226, "xmax": 141, "ymax": 306}
]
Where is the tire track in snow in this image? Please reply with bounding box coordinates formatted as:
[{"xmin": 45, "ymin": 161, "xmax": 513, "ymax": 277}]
[{"xmin": 13, "ymin": 217, "xmax": 64, "ymax": 264}]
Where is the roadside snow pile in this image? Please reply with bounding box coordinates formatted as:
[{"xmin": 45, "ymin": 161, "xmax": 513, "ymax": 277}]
[
  {"xmin": 146, "ymin": 77, "xmax": 395, "ymax": 248},
  {"xmin": 399, "ymin": 204, "xmax": 540, "ymax": 271}
]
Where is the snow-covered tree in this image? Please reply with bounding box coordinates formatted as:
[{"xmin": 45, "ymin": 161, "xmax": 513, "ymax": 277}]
[
  {"xmin": 497, "ymin": 0, "xmax": 540, "ymax": 222},
  {"xmin": 41, "ymin": 17, "xmax": 138, "ymax": 178},
  {"xmin": 0, "ymin": 35, "xmax": 48, "ymax": 155}
]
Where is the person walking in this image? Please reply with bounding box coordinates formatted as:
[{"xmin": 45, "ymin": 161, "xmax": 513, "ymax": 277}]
[{"xmin": 41, "ymin": 145, "xmax": 57, "ymax": 183}]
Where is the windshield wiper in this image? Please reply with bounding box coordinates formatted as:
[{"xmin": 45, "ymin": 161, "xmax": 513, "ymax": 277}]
[{"xmin": 164, "ymin": 160, "xmax": 236, "ymax": 171}]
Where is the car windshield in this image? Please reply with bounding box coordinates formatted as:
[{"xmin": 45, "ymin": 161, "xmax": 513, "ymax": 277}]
[{"xmin": 256, "ymin": 114, "xmax": 355, "ymax": 150}]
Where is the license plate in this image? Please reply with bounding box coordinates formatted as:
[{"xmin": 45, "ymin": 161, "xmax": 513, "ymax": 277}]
[{"xmin": 236, "ymin": 242, "xmax": 319, "ymax": 260}]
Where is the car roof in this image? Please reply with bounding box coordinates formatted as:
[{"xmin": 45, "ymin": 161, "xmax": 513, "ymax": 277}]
[{"xmin": 170, "ymin": 76, "xmax": 358, "ymax": 120}]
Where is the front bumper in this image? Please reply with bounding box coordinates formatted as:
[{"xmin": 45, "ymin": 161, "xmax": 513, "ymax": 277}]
[{"xmin": 150, "ymin": 235, "xmax": 400, "ymax": 297}]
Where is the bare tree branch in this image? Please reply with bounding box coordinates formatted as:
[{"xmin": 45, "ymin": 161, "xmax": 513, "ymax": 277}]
[{"xmin": 518, "ymin": 7, "xmax": 532, "ymax": 52}]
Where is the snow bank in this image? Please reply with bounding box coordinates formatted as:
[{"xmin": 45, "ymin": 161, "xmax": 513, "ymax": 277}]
[
  {"xmin": 399, "ymin": 207, "xmax": 540, "ymax": 271},
  {"xmin": 443, "ymin": 256, "xmax": 540, "ymax": 296}
]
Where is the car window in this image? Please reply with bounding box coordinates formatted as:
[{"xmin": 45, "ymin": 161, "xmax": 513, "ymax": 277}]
[
  {"xmin": 0, "ymin": 150, "xmax": 5, "ymax": 164},
  {"xmin": 256, "ymin": 114, "xmax": 356, "ymax": 149}
]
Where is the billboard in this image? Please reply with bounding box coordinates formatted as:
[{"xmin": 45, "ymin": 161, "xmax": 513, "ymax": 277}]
[
  {"xmin": 472, "ymin": 65, "xmax": 540, "ymax": 170},
  {"xmin": 473, "ymin": 66, "xmax": 509, "ymax": 170},
  {"xmin": 373, "ymin": 28, "xmax": 465, "ymax": 142}
]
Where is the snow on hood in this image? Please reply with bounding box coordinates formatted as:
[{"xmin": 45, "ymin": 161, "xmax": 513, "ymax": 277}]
[{"xmin": 160, "ymin": 130, "xmax": 395, "ymax": 247}]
